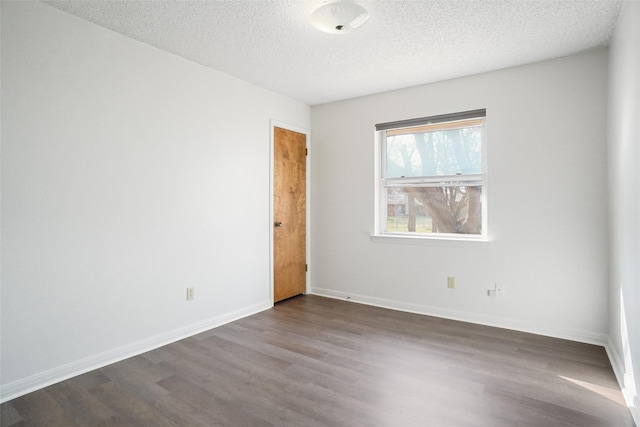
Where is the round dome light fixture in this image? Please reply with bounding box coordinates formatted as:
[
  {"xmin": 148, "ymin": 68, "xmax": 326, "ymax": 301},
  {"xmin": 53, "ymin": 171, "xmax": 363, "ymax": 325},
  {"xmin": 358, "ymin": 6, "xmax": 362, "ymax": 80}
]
[{"xmin": 310, "ymin": 1, "xmax": 370, "ymax": 35}]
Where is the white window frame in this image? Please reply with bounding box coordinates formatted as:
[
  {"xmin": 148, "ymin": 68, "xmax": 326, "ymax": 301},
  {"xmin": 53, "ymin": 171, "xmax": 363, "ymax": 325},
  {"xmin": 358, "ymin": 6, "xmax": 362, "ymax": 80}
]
[{"xmin": 373, "ymin": 109, "xmax": 488, "ymax": 243}]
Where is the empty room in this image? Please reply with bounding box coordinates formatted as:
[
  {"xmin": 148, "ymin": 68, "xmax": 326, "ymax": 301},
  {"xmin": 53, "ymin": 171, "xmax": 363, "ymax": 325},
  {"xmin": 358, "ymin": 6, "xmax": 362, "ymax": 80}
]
[{"xmin": 1, "ymin": 1, "xmax": 638, "ymax": 426}]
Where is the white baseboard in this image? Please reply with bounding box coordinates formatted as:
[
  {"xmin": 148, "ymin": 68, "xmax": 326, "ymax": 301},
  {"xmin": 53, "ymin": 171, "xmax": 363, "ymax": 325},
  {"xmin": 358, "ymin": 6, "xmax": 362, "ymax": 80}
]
[
  {"xmin": 310, "ymin": 287, "xmax": 608, "ymax": 346},
  {"xmin": 605, "ymin": 338, "xmax": 640, "ymax": 426},
  {"xmin": 0, "ymin": 300, "xmax": 272, "ymax": 403}
]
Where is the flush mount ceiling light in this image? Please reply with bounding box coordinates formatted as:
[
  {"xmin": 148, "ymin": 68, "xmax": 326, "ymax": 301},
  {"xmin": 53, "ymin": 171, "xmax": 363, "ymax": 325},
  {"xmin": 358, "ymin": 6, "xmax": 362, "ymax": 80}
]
[{"xmin": 310, "ymin": 1, "xmax": 370, "ymax": 35}]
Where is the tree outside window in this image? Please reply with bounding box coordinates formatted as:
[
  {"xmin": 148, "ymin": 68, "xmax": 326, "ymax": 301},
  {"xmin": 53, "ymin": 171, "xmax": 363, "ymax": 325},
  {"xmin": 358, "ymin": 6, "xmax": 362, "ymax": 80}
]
[{"xmin": 376, "ymin": 110, "xmax": 486, "ymax": 239}]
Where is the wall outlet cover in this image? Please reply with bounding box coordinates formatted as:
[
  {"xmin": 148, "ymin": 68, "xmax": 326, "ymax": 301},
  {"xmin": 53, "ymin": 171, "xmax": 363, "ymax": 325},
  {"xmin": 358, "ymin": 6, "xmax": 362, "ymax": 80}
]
[{"xmin": 447, "ymin": 276, "xmax": 455, "ymax": 289}]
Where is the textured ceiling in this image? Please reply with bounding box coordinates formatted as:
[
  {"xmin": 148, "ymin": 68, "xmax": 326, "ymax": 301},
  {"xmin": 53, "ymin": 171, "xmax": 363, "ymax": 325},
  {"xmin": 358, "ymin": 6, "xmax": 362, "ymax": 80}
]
[{"xmin": 42, "ymin": 0, "xmax": 622, "ymax": 106}]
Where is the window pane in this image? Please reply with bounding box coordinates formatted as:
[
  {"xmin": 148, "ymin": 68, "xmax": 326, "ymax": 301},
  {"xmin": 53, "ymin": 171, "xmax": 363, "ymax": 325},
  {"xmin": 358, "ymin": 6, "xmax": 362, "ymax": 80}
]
[
  {"xmin": 386, "ymin": 186, "xmax": 483, "ymax": 235},
  {"xmin": 386, "ymin": 125, "xmax": 482, "ymax": 178}
]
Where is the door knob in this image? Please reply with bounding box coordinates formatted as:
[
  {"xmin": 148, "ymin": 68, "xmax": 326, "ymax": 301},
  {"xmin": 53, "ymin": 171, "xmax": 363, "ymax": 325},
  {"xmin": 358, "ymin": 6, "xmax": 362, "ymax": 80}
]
[{"xmin": 274, "ymin": 221, "xmax": 283, "ymax": 227}]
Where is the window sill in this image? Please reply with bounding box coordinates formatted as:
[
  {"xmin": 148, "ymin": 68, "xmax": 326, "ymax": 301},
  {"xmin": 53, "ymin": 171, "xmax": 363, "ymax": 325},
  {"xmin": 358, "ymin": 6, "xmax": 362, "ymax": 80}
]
[{"xmin": 370, "ymin": 233, "xmax": 491, "ymax": 247}]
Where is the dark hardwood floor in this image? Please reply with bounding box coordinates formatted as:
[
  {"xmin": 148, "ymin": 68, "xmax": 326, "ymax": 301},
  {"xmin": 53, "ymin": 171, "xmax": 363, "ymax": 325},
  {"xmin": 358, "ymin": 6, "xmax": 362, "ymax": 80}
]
[{"xmin": 1, "ymin": 295, "xmax": 635, "ymax": 426}]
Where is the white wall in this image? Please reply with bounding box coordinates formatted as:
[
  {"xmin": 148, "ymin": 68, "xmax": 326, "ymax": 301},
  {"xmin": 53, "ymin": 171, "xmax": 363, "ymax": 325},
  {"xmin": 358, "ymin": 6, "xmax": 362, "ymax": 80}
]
[
  {"xmin": 311, "ymin": 49, "xmax": 609, "ymax": 344},
  {"xmin": 607, "ymin": 1, "xmax": 640, "ymax": 423},
  {"xmin": 0, "ymin": 1, "xmax": 309, "ymax": 401}
]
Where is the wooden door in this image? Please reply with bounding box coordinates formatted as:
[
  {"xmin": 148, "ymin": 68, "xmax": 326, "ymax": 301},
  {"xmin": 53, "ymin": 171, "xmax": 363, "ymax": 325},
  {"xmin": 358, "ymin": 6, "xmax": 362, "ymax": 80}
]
[{"xmin": 273, "ymin": 127, "xmax": 306, "ymax": 302}]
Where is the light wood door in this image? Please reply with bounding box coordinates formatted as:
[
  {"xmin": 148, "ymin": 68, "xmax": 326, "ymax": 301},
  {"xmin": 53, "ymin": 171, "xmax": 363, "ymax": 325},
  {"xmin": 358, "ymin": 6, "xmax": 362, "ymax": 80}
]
[{"xmin": 273, "ymin": 127, "xmax": 306, "ymax": 302}]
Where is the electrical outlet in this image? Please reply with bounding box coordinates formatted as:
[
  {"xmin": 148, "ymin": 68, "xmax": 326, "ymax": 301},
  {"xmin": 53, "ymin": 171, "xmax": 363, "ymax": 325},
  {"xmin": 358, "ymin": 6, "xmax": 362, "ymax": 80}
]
[
  {"xmin": 487, "ymin": 283, "xmax": 504, "ymax": 297},
  {"xmin": 186, "ymin": 287, "xmax": 194, "ymax": 301},
  {"xmin": 447, "ymin": 276, "xmax": 455, "ymax": 289}
]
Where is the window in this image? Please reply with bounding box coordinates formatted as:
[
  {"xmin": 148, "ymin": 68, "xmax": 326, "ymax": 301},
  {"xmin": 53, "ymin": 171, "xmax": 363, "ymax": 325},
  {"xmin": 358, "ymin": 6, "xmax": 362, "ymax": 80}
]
[{"xmin": 375, "ymin": 109, "xmax": 487, "ymax": 240}]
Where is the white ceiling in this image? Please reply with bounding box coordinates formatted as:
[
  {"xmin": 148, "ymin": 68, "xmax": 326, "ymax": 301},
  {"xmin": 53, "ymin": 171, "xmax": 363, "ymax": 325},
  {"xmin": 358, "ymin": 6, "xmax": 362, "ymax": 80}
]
[{"xmin": 42, "ymin": 0, "xmax": 622, "ymax": 106}]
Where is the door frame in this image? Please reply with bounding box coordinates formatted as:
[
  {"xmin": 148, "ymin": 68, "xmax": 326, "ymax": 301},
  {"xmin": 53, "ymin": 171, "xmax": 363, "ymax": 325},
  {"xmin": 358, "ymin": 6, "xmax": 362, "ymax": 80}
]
[{"xmin": 269, "ymin": 120, "xmax": 311, "ymax": 304}]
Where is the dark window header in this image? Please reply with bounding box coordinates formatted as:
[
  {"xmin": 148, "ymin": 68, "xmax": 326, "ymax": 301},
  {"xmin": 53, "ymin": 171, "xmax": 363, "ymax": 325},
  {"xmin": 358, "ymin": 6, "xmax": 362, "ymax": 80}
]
[{"xmin": 375, "ymin": 109, "xmax": 486, "ymax": 132}]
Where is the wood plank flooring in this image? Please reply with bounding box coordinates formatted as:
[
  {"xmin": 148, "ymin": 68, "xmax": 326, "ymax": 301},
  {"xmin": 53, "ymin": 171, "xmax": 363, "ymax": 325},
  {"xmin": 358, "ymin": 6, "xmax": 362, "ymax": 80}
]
[{"xmin": 1, "ymin": 295, "xmax": 635, "ymax": 426}]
